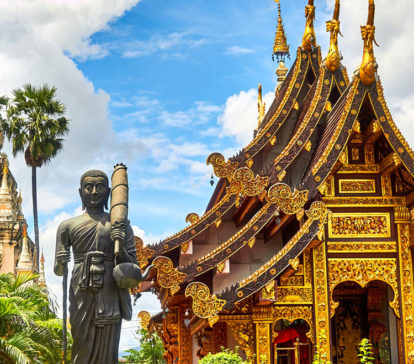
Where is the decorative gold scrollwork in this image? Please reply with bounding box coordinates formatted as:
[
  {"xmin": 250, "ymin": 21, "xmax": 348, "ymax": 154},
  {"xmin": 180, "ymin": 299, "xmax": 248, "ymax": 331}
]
[
  {"xmin": 207, "ymin": 153, "xmax": 238, "ymax": 181},
  {"xmin": 152, "ymin": 256, "xmax": 186, "ymax": 296},
  {"xmin": 227, "ymin": 167, "xmax": 269, "ymax": 206},
  {"xmin": 135, "ymin": 236, "xmax": 154, "ymax": 270},
  {"xmin": 305, "ymin": 201, "xmax": 329, "ymax": 222},
  {"xmin": 185, "ymin": 282, "xmax": 226, "ymax": 327},
  {"xmin": 266, "ymin": 183, "xmax": 308, "ymax": 218},
  {"xmin": 328, "ymin": 258, "xmax": 400, "ymax": 318},
  {"xmin": 185, "ymin": 213, "xmax": 200, "ymax": 225},
  {"xmin": 138, "ymin": 310, "xmax": 151, "ymax": 330},
  {"xmin": 273, "ymin": 306, "xmax": 314, "ymax": 342}
]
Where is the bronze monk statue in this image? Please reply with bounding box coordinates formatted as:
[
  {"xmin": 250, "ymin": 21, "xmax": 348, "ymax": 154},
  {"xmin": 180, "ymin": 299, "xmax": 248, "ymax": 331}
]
[{"xmin": 54, "ymin": 170, "xmax": 138, "ymax": 363}]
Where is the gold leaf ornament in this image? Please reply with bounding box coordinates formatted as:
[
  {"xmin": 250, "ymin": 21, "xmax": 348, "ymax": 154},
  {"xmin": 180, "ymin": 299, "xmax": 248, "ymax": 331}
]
[
  {"xmin": 185, "ymin": 282, "xmax": 226, "ymax": 327},
  {"xmin": 152, "ymin": 256, "xmax": 186, "ymax": 296},
  {"xmin": 186, "ymin": 213, "xmax": 200, "ymax": 225},
  {"xmin": 138, "ymin": 311, "xmax": 151, "ymax": 330},
  {"xmin": 135, "ymin": 236, "xmax": 154, "ymax": 270},
  {"xmin": 207, "ymin": 153, "xmax": 238, "ymax": 181},
  {"xmin": 266, "ymin": 183, "xmax": 308, "ymax": 215}
]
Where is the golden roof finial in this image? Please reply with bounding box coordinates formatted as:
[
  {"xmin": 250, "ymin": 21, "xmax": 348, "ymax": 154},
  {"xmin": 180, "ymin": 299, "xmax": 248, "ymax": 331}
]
[
  {"xmin": 359, "ymin": 0, "xmax": 379, "ymax": 85},
  {"xmin": 272, "ymin": 0, "xmax": 290, "ymax": 62},
  {"xmin": 301, "ymin": 0, "xmax": 317, "ymax": 52},
  {"xmin": 326, "ymin": 0, "xmax": 342, "ymax": 72},
  {"xmin": 258, "ymin": 84, "xmax": 266, "ymax": 127}
]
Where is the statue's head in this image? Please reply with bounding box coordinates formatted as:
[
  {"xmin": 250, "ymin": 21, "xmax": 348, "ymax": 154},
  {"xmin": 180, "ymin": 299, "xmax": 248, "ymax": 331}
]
[{"xmin": 79, "ymin": 170, "xmax": 110, "ymax": 211}]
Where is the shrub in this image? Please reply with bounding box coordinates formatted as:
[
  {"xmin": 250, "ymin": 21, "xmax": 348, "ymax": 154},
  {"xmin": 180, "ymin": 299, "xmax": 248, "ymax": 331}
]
[{"xmin": 199, "ymin": 347, "xmax": 249, "ymax": 364}]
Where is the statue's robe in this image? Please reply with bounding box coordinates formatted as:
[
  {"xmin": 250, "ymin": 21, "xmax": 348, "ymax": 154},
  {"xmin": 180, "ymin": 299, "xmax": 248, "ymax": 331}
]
[{"xmin": 55, "ymin": 212, "xmax": 137, "ymax": 364}]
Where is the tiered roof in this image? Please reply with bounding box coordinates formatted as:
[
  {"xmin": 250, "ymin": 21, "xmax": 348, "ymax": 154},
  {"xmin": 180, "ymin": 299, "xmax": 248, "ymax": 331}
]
[{"xmin": 140, "ymin": 0, "xmax": 414, "ymax": 328}]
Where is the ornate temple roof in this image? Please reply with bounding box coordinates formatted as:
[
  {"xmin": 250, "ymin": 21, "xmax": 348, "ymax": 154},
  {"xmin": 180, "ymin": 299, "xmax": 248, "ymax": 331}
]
[{"xmin": 140, "ymin": 0, "xmax": 414, "ymax": 329}]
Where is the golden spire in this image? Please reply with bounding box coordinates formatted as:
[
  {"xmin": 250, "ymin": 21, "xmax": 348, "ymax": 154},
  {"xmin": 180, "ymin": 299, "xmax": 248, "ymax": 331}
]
[
  {"xmin": 258, "ymin": 84, "xmax": 266, "ymax": 127},
  {"xmin": 301, "ymin": 0, "xmax": 317, "ymax": 52},
  {"xmin": 2, "ymin": 160, "xmax": 7, "ymax": 177},
  {"xmin": 23, "ymin": 223, "xmax": 27, "ymax": 238},
  {"xmin": 359, "ymin": 0, "xmax": 379, "ymax": 85},
  {"xmin": 272, "ymin": 0, "xmax": 290, "ymax": 62},
  {"xmin": 326, "ymin": 0, "xmax": 342, "ymax": 72}
]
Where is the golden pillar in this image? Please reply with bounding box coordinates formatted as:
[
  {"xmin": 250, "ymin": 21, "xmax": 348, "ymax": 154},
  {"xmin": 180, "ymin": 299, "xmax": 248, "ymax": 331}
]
[
  {"xmin": 178, "ymin": 306, "xmax": 192, "ymax": 364},
  {"xmin": 312, "ymin": 242, "xmax": 331, "ymax": 362},
  {"xmin": 395, "ymin": 207, "xmax": 414, "ymax": 363},
  {"xmin": 253, "ymin": 307, "xmax": 272, "ymax": 364}
]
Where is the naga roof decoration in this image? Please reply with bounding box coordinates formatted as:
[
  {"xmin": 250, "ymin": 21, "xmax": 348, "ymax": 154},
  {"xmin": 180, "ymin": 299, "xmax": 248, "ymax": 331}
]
[{"xmin": 138, "ymin": 0, "xmax": 414, "ymax": 342}]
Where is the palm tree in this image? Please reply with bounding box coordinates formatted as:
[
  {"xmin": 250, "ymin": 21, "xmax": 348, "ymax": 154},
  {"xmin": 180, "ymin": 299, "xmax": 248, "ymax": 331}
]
[
  {"xmin": 1, "ymin": 84, "xmax": 69, "ymax": 271},
  {"xmin": 0, "ymin": 272, "xmax": 71, "ymax": 363}
]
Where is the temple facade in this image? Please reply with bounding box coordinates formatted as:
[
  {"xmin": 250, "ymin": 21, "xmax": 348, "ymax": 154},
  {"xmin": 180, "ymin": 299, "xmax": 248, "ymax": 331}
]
[{"xmin": 137, "ymin": 1, "xmax": 414, "ymax": 363}]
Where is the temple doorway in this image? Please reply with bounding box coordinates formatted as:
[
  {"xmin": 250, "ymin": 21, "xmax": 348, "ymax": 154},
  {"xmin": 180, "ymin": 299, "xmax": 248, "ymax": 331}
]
[
  {"xmin": 331, "ymin": 281, "xmax": 398, "ymax": 364},
  {"xmin": 272, "ymin": 319, "xmax": 312, "ymax": 364}
]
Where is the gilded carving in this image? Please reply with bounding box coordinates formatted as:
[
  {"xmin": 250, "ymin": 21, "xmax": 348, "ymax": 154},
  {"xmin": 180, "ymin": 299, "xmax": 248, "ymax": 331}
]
[
  {"xmin": 273, "ymin": 305, "xmax": 314, "ymax": 342},
  {"xmin": 397, "ymin": 223, "xmax": 414, "ymax": 361},
  {"xmin": 276, "ymin": 287, "xmax": 312, "ymax": 304},
  {"xmin": 227, "ymin": 167, "xmax": 269, "ymax": 203},
  {"xmin": 318, "ymin": 175, "xmax": 334, "ymax": 197},
  {"xmin": 207, "ymin": 152, "xmax": 238, "ymax": 181},
  {"xmin": 337, "ymin": 163, "xmax": 379, "ymax": 173},
  {"xmin": 325, "ymin": 0, "xmax": 341, "ymax": 72},
  {"xmin": 338, "ymin": 179, "xmax": 376, "ymax": 194},
  {"xmin": 266, "ymin": 182, "xmax": 308, "ymax": 216},
  {"xmin": 351, "ymin": 147, "xmax": 360, "ymax": 161},
  {"xmin": 328, "ymin": 258, "xmax": 399, "ymax": 318},
  {"xmin": 185, "ymin": 213, "xmax": 200, "ymax": 225},
  {"xmin": 228, "ymin": 321, "xmax": 254, "ymax": 362},
  {"xmin": 138, "ymin": 311, "xmax": 151, "ymax": 330},
  {"xmin": 313, "ymin": 243, "xmax": 331, "ymax": 361},
  {"xmin": 328, "ymin": 212, "xmax": 391, "ymax": 238},
  {"xmin": 152, "ymin": 256, "xmax": 186, "ymax": 296},
  {"xmin": 323, "ymin": 196, "xmax": 404, "ymax": 207},
  {"xmin": 135, "ymin": 236, "xmax": 154, "ymax": 269},
  {"xmin": 302, "ymin": 2, "xmax": 316, "ymax": 51},
  {"xmin": 327, "ymin": 241, "xmax": 396, "ymax": 253},
  {"xmin": 381, "ymin": 174, "xmax": 392, "ymax": 196},
  {"xmin": 256, "ymin": 323, "xmax": 270, "ymax": 364},
  {"xmin": 261, "ymin": 280, "xmax": 276, "ymax": 300},
  {"xmin": 185, "ymin": 282, "xmax": 226, "ymax": 327}
]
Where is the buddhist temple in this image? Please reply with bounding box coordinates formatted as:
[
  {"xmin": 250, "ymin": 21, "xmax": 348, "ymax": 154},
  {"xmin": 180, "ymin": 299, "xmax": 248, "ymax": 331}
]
[
  {"xmin": 0, "ymin": 146, "xmax": 36, "ymax": 277},
  {"xmin": 136, "ymin": 1, "xmax": 414, "ymax": 363}
]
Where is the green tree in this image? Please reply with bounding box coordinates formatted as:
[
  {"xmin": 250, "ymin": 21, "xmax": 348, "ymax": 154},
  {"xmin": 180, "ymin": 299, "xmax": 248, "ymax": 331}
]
[
  {"xmin": 1, "ymin": 84, "xmax": 69, "ymax": 270},
  {"xmin": 122, "ymin": 329, "xmax": 164, "ymax": 364},
  {"xmin": 358, "ymin": 338, "xmax": 375, "ymax": 364},
  {"xmin": 0, "ymin": 272, "xmax": 71, "ymax": 363},
  {"xmin": 199, "ymin": 347, "xmax": 249, "ymax": 364}
]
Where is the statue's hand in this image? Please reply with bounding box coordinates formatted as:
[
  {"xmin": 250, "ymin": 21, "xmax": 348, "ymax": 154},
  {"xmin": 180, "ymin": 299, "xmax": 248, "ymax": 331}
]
[
  {"xmin": 110, "ymin": 226, "xmax": 126, "ymax": 245},
  {"xmin": 56, "ymin": 250, "xmax": 71, "ymax": 265}
]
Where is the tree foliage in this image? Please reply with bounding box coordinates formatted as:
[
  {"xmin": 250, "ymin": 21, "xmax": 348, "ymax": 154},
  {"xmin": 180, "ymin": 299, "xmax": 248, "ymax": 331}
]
[
  {"xmin": 0, "ymin": 272, "xmax": 71, "ymax": 363},
  {"xmin": 199, "ymin": 347, "xmax": 249, "ymax": 364},
  {"xmin": 122, "ymin": 329, "xmax": 165, "ymax": 364},
  {"xmin": 1, "ymin": 83, "xmax": 69, "ymax": 270}
]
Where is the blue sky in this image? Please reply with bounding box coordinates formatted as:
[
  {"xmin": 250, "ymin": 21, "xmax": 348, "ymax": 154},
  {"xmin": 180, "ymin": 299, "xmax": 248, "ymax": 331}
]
[{"xmin": 0, "ymin": 0, "xmax": 413, "ymax": 353}]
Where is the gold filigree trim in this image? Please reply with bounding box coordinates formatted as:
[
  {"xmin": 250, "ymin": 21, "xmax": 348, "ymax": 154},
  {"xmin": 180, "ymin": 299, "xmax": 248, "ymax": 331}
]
[
  {"xmin": 245, "ymin": 47, "xmax": 303, "ymax": 153},
  {"xmin": 328, "ymin": 212, "xmax": 391, "ymax": 238},
  {"xmin": 138, "ymin": 311, "xmax": 151, "ymax": 330},
  {"xmin": 227, "ymin": 167, "xmax": 269, "ymax": 204},
  {"xmin": 238, "ymin": 201, "xmax": 328, "ymax": 289},
  {"xmin": 197, "ymin": 203, "xmax": 271, "ymax": 264},
  {"xmin": 135, "ymin": 236, "xmax": 154, "ymax": 270},
  {"xmin": 185, "ymin": 213, "xmax": 200, "ymax": 225},
  {"xmin": 266, "ymin": 183, "xmax": 308, "ymax": 217},
  {"xmin": 273, "ymin": 67, "xmax": 327, "ymax": 168},
  {"xmin": 338, "ymin": 179, "xmax": 376, "ymax": 194},
  {"xmin": 328, "ymin": 241, "xmax": 396, "ymax": 253},
  {"xmin": 228, "ymin": 321, "xmax": 254, "ymax": 362},
  {"xmin": 311, "ymin": 78, "xmax": 360, "ymax": 176},
  {"xmin": 323, "ymin": 196, "xmax": 404, "ymax": 207},
  {"xmin": 207, "ymin": 152, "xmax": 238, "ymax": 181},
  {"xmin": 152, "ymin": 256, "xmax": 186, "ymax": 295},
  {"xmin": 185, "ymin": 282, "xmax": 226, "ymax": 327},
  {"xmin": 273, "ymin": 306, "xmax": 314, "ymax": 342},
  {"xmin": 328, "ymin": 258, "xmax": 399, "ymax": 318}
]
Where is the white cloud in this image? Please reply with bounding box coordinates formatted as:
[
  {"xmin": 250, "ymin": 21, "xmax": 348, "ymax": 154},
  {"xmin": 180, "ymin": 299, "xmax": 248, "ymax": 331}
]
[
  {"xmin": 122, "ymin": 31, "xmax": 209, "ymax": 58},
  {"xmin": 218, "ymin": 88, "xmax": 274, "ymax": 146},
  {"xmin": 224, "ymin": 45, "xmax": 254, "ymax": 55}
]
